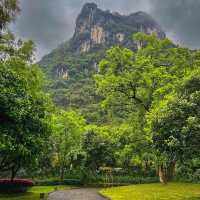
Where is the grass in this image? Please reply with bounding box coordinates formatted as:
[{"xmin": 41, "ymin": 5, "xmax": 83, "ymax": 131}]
[
  {"xmin": 0, "ymin": 185, "xmax": 70, "ymax": 200},
  {"xmin": 100, "ymin": 183, "xmax": 200, "ymax": 200},
  {"xmin": 29, "ymin": 185, "xmax": 69, "ymax": 193}
]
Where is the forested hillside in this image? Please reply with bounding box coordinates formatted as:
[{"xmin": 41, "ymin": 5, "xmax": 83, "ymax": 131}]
[{"xmin": 39, "ymin": 3, "xmax": 166, "ymax": 123}]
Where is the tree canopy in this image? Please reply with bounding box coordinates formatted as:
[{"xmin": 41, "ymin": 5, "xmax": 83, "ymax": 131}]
[
  {"xmin": 0, "ymin": 0, "xmax": 20, "ymax": 30},
  {"xmin": 0, "ymin": 5, "xmax": 52, "ymax": 178},
  {"xmin": 95, "ymin": 33, "xmax": 200, "ymax": 183}
]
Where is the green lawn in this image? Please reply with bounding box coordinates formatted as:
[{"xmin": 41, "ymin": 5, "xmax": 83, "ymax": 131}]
[
  {"xmin": 101, "ymin": 183, "xmax": 200, "ymax": 200},
  {"xmin": 0, "ymin": 185, "xmax": 70, "ymax": 200}
]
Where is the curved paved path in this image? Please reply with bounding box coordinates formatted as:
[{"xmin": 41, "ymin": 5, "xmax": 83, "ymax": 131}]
[{"xmin": 48, "ymin": 188, "xmax": 107, "ymax": 200}]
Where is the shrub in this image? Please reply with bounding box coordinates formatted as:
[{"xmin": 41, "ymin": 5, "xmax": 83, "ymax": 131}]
[
  {"xmin": 0, "ymin": 179, "xmax": 34, "ymax": 194},
  {"xmin": 193, "ymin": 169, "xmax": 200, "ymax": 182},
  {"xmin": 85, "ymin": 176, "xmax": 159, "ymax": 187},
  {"xmin": 175, "ymin": 165, "xmax": 200, "ymax": 183},
  {"xmin": 35, "ymin": 179, "xmax": 81, "ymax": 186},
  {"xmin": 79, "ymin": 171, "xmax": 159, "ymax": 186}
]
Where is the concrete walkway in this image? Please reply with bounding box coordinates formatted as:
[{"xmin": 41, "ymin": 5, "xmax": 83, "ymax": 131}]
[{"xmin": 48, "ymin": 188, "xmax": 107, "ymax": 200}]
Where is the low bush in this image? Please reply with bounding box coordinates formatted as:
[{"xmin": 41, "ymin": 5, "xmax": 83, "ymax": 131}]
[
  {"xmin": 83, "ymin": 176, "xmax": 159, "ymax": 187},
  {"xmin": 34, "ymin": 176, "xmax": 158, "ymax": 187},
  {"xmin": 79, "ymin": 171, "xmax": 159, "ymax": 186},
  {"xmin": 175, "ymin": 166, "xmax": 200, "ymax": 183},
  {"xmin": 0, "ymin": 179, "xmax": 34, "ymax": 194},
  {"xmin": 112, "ymin": 176, "xmax": 159, "ymax": 184},
  {"xmin": 83, "ymin": 176, "xmax": 158, "ymax": 187},
  {"xmin": 35, "ymin": 179, "xmax": 81, "ymax": 186}
]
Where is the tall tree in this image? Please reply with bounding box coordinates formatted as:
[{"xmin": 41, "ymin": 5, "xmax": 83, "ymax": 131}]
[
  {"xmin": 0, "ymin": 0, "xmax": 20, "ymax": 30},
  {"xmin": 82, "ymin": 126, "xmax": 116, "ymax": 171},
  {"xmin": 147, "ymin": 75, "xmax": 200, "ymax": 183},
  {"xmin": 95, "ymin": 33, "xmax": 194, "ymax": 115},
  {"xmin": 51, "ymin": 110, "xmax": 86, "ymax": 180},
  {"xmin": 0, "ymin": 62, "xmax": 52, "ymax": 179},
  {"xmin": 95, "ymin": 33, "xmax": 200, "ymax": 183},
  {"xmin": 0, "ymin": 4, "xmax": 52, "ymax": 178}
]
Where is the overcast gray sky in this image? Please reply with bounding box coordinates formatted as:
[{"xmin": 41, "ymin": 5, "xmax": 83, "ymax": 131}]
[{"xmin": 11, "ymin": 0, "xmax": 200, "ymax": 60}]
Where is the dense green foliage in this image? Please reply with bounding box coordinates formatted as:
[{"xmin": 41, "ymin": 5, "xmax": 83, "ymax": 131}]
[
  {"xmin": 83, "ymin": 126, "xmax": 116, "ymax": 170},
  {"xmin": 150, "ymin": 76, "xmax": 200, "ymax": 159},
  {"xmin": 0, "ymin": 0, "xmax": 20, "ymax": 30},
  {"xmin": 51, "ymin": 110, "xmax": 86, "ymax": 180},
  {"xmin": 95, "ymin": 33, "xmax": 200, "ymax": 183},
  {"xmin": 39, "ymin": 43, "xmax": 106, "ymax": 123},
  {"xmin": 1, "ymin": 1, "xmax": 200, "ymax": 192},
  {"xmin": 146, "ymin": 76, "xmax": 200, "ymax": 183},
  {"xmin": 0, "ymin": 2, "xmax": 52, "ymax": 179},
  {"xmin": 0, "ymin": 45, "xmax": 52, "ymax": 178}
]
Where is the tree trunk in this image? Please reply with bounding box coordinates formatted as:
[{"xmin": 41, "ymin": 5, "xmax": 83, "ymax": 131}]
[
  {"xmin": 60, "ymin": 166, "xmax": 65, "ymax": 181},
  {"xmin": 158, "ymin": 161, "xmax": 176, "ymax": 184},
  {"xmin": 143, "ymin": 161, "xmax": 148, "ymax": 175},
  {"xmin": 158, "ymin": 165, "xmax": 168, "ymax": 184},
  {"xmin": 11, "ymin": 164, "xmax": 20, "ymax": 181}
]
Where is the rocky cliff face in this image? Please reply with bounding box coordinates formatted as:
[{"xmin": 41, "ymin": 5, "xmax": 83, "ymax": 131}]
[
  {"xmin": 52, "ymin": 64, "xmax": 68, "ymax": 79},
  {"xmin": 40, "ymin": 3, "xmax": 166, "ymax": 78},
  {"xmin": 70, "ymin": 3, "xmax": 165, "ymax": 53}
]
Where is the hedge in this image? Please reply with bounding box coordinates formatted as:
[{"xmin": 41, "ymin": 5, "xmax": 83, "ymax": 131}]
[
  {"xmin": 0, "ymin": 179, "xmax": 34, "ymax": 194},
  {"xmin": 35, "ymin": 179, "xmax": 81, "ymax": 186},
  {"xmin": 34, "ymin": 176, "xmax": 159, "ymax": 187}
]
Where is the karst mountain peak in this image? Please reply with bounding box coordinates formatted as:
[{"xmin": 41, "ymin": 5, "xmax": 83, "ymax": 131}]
[{"xmin": 70, "ymin": 2, "xmax": 165, "ymax": 53}]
